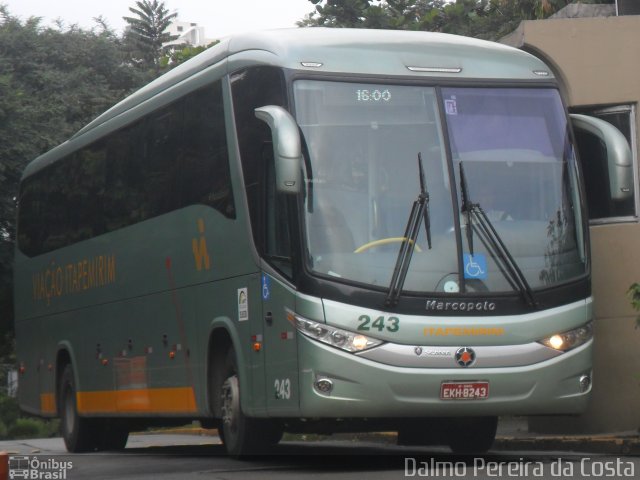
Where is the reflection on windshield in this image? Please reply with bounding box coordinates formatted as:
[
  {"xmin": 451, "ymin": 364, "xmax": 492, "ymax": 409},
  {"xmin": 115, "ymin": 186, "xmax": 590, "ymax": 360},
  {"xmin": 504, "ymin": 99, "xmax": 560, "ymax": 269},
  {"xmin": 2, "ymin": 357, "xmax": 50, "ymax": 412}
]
[
  {"xmin": 293, "ymin": 81, "xmax": 587, "ymax": 296},
  {"xmin": 444, "ymin": 88, "xmax": 586, "ymax": 292},
  {"xmin": 294, "ymin": 81, "xmax": 458, "ymax": 293}
]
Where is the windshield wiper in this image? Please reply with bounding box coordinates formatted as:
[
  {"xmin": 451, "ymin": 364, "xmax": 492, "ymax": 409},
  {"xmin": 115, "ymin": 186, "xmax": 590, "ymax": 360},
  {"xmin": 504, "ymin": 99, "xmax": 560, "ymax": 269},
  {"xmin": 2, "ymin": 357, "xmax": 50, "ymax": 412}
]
[
  {"xmin": 385, "ymin": 153, "xmax": 432, "ymax": 307},
  {"xmin": 458, "ymin": 162, "xmax": 537, "ymax": 308}
]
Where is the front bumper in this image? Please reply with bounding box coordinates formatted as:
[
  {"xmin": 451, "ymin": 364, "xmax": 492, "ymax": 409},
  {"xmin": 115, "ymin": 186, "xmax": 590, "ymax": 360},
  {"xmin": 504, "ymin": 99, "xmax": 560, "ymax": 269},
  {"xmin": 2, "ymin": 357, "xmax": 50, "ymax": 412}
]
[{"xmin": 298, "ymin": 334, "xmax": 592, "ymax": 418}]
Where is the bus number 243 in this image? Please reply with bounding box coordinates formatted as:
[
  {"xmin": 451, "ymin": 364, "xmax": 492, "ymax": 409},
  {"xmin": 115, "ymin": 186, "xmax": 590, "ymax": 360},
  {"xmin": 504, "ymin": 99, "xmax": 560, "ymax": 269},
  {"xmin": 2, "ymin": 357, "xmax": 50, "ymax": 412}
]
[
  {"xmin": 358, "ymin": 315, "xmax": 400, "ymax": 332},
  {"xmin": 274, "ymin": 378, "xmax": 291, "ymax": 400}
]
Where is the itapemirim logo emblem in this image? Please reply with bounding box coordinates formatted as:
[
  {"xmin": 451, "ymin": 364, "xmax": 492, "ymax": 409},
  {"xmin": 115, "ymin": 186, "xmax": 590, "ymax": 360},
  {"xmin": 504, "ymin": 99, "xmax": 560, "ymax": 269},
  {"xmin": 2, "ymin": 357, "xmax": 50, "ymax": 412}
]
[{"xmin": 192, "ymin": 218, "xmax": 211, "ymax": 271}]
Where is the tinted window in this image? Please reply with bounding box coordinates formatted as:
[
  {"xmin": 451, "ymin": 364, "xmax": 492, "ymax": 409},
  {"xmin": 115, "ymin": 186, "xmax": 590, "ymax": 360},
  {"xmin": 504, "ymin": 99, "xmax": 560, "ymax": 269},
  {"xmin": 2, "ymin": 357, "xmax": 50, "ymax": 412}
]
[
  {"xmin": 230, "ymin": 66, "xmax": 288, "ymax": 257},
  {"xmin": 18, "ymin": 81, "xmax": 234, "ymax": 257}
]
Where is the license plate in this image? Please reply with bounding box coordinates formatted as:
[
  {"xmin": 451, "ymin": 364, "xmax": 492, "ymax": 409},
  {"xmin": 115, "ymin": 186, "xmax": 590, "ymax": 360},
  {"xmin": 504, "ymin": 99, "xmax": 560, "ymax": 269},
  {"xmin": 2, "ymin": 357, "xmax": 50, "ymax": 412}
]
[{"xmin": 440, "ymin": 381, "xmax": 489, "ymax": 400}]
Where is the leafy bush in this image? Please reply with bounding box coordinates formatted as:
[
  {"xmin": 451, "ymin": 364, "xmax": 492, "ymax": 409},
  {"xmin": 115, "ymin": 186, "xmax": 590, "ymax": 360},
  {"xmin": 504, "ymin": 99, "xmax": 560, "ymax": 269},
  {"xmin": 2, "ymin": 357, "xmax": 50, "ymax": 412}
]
[
  {"xmin": 8, "ymin": 418, "xmax": 42, "ymax": 439},
  {"xmin": 627, "ymin": 283, "xmax": 640, "ymax": 328},
  {"xmin": 7, "ymin": 417, "xmax": 59, "ymax": 439},
  {"xmin": 0, "ymin": 393, "xmax": 60, "ymax": 439},
  {"xmin": 0, "ymin": 393, "xmax": 20, "ymax": 427}
]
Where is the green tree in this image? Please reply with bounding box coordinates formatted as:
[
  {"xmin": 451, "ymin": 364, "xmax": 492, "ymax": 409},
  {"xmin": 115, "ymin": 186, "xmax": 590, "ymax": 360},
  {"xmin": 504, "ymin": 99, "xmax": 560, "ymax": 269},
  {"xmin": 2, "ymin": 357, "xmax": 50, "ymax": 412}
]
[
  {"xmin": 123, "ymin": 0, "xmax": 178, "ymax": 72},
  {"xmin": 304, "ymin": 0, "xmax": 381, "ymax": 28},
  {"xmin": 304, "ymin": 1, "xmax": 615, "ymax": 39},
  {"xmin": 303, "ymin": 0, "xmax": 479, "ymax": 31},
  {"xmin": 628, "ymin": 283, "xmax": 640, "ymax": 329},
  {"xmin": 384, "ymin": 0, "xmax": 446, "ymax": 29},
  {"xmin": 160, "ymin": 41, "xmax": 220, "ymax": 69}
]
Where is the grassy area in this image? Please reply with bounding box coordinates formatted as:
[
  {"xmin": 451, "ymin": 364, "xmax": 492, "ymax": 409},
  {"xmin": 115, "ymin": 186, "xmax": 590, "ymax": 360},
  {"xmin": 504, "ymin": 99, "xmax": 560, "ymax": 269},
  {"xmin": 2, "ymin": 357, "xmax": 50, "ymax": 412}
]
[{"xmin": 0, "ymin": 394, "xmax": 60, "ymax": 440}]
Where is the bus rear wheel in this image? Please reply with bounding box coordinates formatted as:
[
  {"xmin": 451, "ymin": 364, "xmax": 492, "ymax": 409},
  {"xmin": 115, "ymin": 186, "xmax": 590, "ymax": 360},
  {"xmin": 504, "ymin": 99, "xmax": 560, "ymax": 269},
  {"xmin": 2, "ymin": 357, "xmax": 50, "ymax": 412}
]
[
  {"xmin": 59, "ymin": 365, "xmax": 96, "ymax": 453},
  {"xmin": 95, "ymin": 419, "xmax": 129, "ymax": 451},
  {"xmin": 219, "ymin": 349, "xmax": 282, "ymax": 456}
]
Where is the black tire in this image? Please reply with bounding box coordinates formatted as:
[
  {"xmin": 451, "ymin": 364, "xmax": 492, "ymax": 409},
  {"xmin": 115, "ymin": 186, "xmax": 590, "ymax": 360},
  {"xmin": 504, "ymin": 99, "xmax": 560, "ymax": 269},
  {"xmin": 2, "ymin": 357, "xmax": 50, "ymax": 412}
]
[
  {"xmin": 59, "ymin": 365, "xmax": 97, "ymax": 453},
  {"xmin": 218, "ymin": 348, "xmax": 282, "ymax": 456},
  {"xmin": 397, "ymin": 425, "xmax": 428, "ymax": 446},
  {"xmin": 447, "ymin": 416, "xmax": 498, "ymax": 454},
  {"xmin": 397, "ymin": 418, "xmax": 445, "ymax": 446},
  {"xmin": 95, "ymin": 420, "xmax": 129, "ymax": 451}
]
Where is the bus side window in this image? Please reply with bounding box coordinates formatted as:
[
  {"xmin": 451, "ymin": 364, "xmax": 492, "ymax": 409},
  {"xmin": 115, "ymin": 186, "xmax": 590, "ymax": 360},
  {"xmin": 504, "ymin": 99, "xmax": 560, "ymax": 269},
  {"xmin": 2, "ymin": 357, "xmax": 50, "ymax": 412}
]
[
  {"xmin": 104, "ymin": 118, "xmax": 148, "ymax": 229},
  {"xmin": 144, "ymin": 104, "xmax": 181, "ymax": 217},
  {"xmin": 180, "ymin": 81, "xmax": 235, "ymax": 219},
  {"xmin": 231, "ymin": 66, "xmax": 289, "ymax": 264}
]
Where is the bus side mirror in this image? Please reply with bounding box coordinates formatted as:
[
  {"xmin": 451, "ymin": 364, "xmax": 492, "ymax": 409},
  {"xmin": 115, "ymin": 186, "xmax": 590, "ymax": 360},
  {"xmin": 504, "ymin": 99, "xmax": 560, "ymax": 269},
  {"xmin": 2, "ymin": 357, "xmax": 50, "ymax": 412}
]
[
  {"xmin": 255, "ymin": 105, "xmax": 302, "ymax": 194},
  {"xmin": 570, "ymin": 113, "xmax": 633, "ymax": 201}
]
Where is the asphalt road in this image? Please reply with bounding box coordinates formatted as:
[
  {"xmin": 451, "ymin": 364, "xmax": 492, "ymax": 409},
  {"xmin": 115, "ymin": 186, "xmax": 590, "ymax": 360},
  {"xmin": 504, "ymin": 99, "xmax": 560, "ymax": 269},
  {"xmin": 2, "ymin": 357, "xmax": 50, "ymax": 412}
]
[{"xmin": 1, "ymin": 434, "xmax": 638, "ymax": 480}]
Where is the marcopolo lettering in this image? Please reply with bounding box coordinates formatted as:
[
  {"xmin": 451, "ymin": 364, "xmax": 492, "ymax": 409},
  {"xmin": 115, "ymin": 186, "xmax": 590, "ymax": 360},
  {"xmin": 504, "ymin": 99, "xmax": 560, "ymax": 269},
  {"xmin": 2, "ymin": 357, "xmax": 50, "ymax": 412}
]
[{"xmin": 425, "ymin": 299, "xmax": 497, "ymax": 312}]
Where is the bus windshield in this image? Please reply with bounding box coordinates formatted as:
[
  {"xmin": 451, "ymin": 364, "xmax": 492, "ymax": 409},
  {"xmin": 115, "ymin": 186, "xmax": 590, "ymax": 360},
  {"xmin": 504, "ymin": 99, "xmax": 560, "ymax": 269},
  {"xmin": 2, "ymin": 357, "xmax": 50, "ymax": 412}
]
[{"xmin": 293, "ymin": 80, "xmax": 587, "ymax": 295}]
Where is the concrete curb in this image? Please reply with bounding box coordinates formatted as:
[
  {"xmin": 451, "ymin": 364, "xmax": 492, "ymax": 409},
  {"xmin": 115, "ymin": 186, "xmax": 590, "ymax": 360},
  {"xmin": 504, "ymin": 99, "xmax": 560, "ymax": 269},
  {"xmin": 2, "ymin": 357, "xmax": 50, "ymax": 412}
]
[
  {"xmin": 143, "ymin": 428, "xmax": 640, "ymax": 454},
  {"xmin": 139, "ymin": 427, "xmax": 219, "ymax": 437},
  {"xmin": 494, "ymin": 435, "xmax": 640, "ymax": 455}
]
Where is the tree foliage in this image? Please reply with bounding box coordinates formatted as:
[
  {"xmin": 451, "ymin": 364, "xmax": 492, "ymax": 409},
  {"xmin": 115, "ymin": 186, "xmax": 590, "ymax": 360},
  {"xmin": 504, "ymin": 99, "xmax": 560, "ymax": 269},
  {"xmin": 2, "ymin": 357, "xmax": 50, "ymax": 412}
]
[
  {"xmin": 303, "ymin": 0, "xmax": 614, "ymax": 39},
  {"xmin": 160, "ymin": 41, "xmax": 220, "ymax": 68},
  {"xmin": 628, "ymin": 283, "xmax": 640, "ymax": 329},
  {"xmin": 123, "ymin": 0, "xmax": 178, "ymax": 71}
]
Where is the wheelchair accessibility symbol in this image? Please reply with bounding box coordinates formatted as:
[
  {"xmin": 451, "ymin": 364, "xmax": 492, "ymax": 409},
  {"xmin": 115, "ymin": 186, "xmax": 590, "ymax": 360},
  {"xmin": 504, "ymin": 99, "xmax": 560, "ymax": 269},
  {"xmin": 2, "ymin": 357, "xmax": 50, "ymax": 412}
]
[
  {"xmin": 463, "ymin": 253, "xmax": 487, "ymax": 280},
  {"xmin": 262, "ymin": 274, "xmax": 271, "ymax": 300}
]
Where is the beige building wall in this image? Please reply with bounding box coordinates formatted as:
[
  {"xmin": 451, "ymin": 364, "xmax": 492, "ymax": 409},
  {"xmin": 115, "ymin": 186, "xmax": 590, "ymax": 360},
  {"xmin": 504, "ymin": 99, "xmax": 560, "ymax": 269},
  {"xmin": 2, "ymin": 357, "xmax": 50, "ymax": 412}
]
[{"xmin": 504, "ymin": 16, "xmax": 640, "ymax": 434}]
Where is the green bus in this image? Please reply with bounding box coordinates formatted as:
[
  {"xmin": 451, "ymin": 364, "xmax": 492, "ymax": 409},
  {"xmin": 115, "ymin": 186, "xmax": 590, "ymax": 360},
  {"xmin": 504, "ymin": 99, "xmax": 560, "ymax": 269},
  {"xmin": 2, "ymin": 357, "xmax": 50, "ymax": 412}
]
[{"xmin": 14, "ymin": 28, "xmax": 626, "ymax": 456}]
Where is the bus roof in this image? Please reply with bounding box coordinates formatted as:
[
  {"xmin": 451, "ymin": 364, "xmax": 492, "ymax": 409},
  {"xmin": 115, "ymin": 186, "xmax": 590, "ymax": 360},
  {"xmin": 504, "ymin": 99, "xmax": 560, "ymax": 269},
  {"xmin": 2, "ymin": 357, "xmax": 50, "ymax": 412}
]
[{"xmin": 25, "ymin": 28, "xmax": 553, "ymax": 178}]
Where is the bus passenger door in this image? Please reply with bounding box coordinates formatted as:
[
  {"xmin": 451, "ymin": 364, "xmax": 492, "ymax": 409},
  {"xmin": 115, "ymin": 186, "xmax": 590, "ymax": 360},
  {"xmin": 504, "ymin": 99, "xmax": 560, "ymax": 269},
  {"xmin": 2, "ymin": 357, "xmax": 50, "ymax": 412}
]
[
  {"xmin": 261, "ymin": 149, "xmax": 299, "ymax": 415},
  {"xmin": 261, "ymin": 273, "xmax": 299, "ymax": 415}
]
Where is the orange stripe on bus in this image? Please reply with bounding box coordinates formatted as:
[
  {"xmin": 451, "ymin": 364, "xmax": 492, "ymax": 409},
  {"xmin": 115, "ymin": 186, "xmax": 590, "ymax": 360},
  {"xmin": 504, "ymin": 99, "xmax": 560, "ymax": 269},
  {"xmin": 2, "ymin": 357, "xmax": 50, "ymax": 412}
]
[
  {"xmin": 76, "ymin": 387, "xmax": 197, "ymax": 414},
  {"xmin": 40, "ymin": 393, "xmax": 57, "ymax": 414}
]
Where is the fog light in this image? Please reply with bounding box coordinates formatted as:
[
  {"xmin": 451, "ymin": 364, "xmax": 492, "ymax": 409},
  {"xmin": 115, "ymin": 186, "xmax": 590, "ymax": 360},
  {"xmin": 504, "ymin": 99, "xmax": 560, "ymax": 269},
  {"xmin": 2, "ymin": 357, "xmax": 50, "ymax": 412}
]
[
  {"xmin": 314, "ymin": 378, "xmax": 333, "ymax": 395},
  {"xmin": 579, "ymin": 374, "xmax": 591, "ymax": 393}
]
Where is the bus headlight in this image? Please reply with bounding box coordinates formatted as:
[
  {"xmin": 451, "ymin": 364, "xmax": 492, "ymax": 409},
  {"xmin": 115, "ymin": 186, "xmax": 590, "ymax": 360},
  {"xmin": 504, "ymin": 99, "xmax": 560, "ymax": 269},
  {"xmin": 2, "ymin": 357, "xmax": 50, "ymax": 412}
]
[
  {"xmin": 538, "ymin": 322, "xmax": 593, "ymax": 352},
  {"xmin": 292, "ymin": 313, "xmax": 383, "ymax": 352}
]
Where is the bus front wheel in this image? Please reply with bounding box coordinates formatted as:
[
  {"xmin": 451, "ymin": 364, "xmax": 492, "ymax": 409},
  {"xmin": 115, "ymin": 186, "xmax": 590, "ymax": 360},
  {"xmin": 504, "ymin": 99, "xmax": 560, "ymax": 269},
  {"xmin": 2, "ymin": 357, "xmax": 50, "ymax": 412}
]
[
  {"xmin": 447, "ymin": 416, "xmax": 498, "ymax": 454},
  {"xmin": 59, "ymin": 365, "xmax": 96, "ymax": 453},
  {"xmin": 219, "ymin": 349, "xmax": 282, "ymax": 456}
]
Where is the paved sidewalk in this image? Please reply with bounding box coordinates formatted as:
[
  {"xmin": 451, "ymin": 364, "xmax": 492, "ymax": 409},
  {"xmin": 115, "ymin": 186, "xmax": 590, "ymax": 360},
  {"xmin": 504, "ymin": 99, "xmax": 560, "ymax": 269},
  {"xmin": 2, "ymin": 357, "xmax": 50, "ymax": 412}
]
[{"xmin": 494, "ymin": 417, "xmax": 640, "ymax": 455}]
